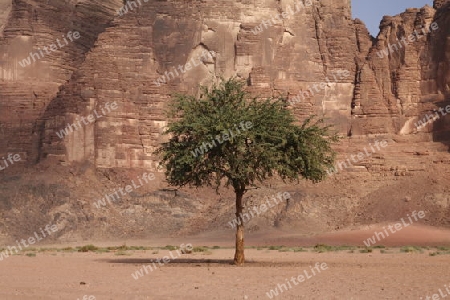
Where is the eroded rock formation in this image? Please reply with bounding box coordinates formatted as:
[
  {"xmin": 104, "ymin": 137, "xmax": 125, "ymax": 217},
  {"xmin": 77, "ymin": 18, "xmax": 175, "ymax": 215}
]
[
  {"xmin": 0, "ymin": 0, "xmax": 447, "ymax": 168},
  {"xmin": 0, "ymin": 0, "xmax": 449, "ymax": 241}
]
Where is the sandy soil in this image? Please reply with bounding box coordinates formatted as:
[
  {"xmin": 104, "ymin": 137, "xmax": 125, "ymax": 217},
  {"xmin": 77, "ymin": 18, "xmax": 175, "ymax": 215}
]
[{"xmin": 1, "ymin": 225, "xmax": 450, "ymax": 300}]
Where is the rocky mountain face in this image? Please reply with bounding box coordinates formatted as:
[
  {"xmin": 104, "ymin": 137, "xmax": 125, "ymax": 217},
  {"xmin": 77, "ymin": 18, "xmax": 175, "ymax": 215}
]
[
  {"xmin": 354, "ymin": 1, "xmax": 450, "ymax": 139},
  {"xmin": 0, "ymin": 0, "xmax": 449, "ymax": 242}
]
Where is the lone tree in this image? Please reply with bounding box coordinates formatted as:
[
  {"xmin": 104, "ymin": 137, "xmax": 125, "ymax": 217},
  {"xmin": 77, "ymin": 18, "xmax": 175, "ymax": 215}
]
[{"xmin": 156, "ymin": 78, "xmax": 339, "ymax": 265}]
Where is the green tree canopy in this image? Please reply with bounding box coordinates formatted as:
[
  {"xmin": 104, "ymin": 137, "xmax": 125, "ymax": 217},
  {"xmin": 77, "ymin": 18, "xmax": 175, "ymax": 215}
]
[{"xmin": 156, "ymin": 78, "xmax": 339, "ymax": 265}]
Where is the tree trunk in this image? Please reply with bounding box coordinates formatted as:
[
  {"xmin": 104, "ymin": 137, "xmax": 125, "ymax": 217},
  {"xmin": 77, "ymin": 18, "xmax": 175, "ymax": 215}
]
[{"xmin": 233, "ymin": 189, "xmax": 245, "ymax": 266}]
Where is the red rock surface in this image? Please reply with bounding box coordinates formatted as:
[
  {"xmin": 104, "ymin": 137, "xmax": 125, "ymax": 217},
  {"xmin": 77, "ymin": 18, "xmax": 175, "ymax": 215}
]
[{"xmin": 0, "ymin": 0, "xmax": 449, "ymax": 242}]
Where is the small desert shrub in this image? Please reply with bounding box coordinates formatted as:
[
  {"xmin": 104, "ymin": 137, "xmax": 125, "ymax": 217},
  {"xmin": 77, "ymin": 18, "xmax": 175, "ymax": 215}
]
[
  {"xmin": 104, "ymin": 245, "xmax": 150, "ymax": 251},
  {"xmin": 38, "ymin": 248, "xmax": 56, "ymax": 252},
  {"xmin": 268, "ymin": 246, "xmax": 284, "ymax": 251},
  {"xmin": 116, "ymin": 244, "xmax": 128, "ymax": 251},
  {"xmin": 314, "ymin": 244, "xmax": 357, "ymax": 253},
  {"xmin": 193, "ymin": 246, "xmax": 209, "ymax": 252},
  {"xmin": 359, "ymin": 248, "xmax": 373, "ymax": 253},
  {"xmin": 293, "ymin": 247, "xmax": 307, "ymax": 252},
  {"xmin": 61, "ymin": 247, "xmax": 75, "ymax": 252},
  {"xmin": 372, "ymin": 245, "xmax": 386, "ymax": 249},
  {"xmin": 313, "ymin": 244, "xmax": 334, "ymax": 253},
  {"xmin": 163, "ymin": 245, "xmax": 177, "ymax": 251},
  {"xmin": 400, "ymin": 246, "xmax": 423, "ymax": 253},
  {"xmin": 94, "ymin": 248, "xmax": 110, "ymax": 254},
  {"xmin": 429, "ymin": 249, "xmax": 450, "ymax": 256},
  {"xmin": 336, "ymin": 245, "xmax": 356, "ymax": 251},
  {"xmin": 78, "ymin": 245, "xmax": 99, "ymax": 252},
  {"xmin": 437, "ymin": 246, "xmax": 450, "ymax": 251},
  {"xmin": 129, "ymin": 246, "xmax": 149, "ymax": 250}
]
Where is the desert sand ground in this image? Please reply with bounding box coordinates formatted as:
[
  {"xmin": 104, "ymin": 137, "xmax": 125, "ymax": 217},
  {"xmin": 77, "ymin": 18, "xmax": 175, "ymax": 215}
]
[{"xmin": 1, "ymin": 225, "xmax": 450, "ymax": 300}]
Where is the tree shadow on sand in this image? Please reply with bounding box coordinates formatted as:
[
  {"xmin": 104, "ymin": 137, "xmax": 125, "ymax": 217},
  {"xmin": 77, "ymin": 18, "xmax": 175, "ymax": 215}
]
[
  {"xmin": 101, "ymin": 258, "xmax": 233, "ymax": 266},
  {"xmin": 98, "ymin": 257, "xmax": 313, "ymax": 267}
]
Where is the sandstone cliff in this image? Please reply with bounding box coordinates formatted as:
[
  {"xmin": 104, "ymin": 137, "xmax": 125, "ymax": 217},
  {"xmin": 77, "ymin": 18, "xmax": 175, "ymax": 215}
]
[{"xmin": 0, "ymin": 0, "xmax": 449, "ymax": 242}]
